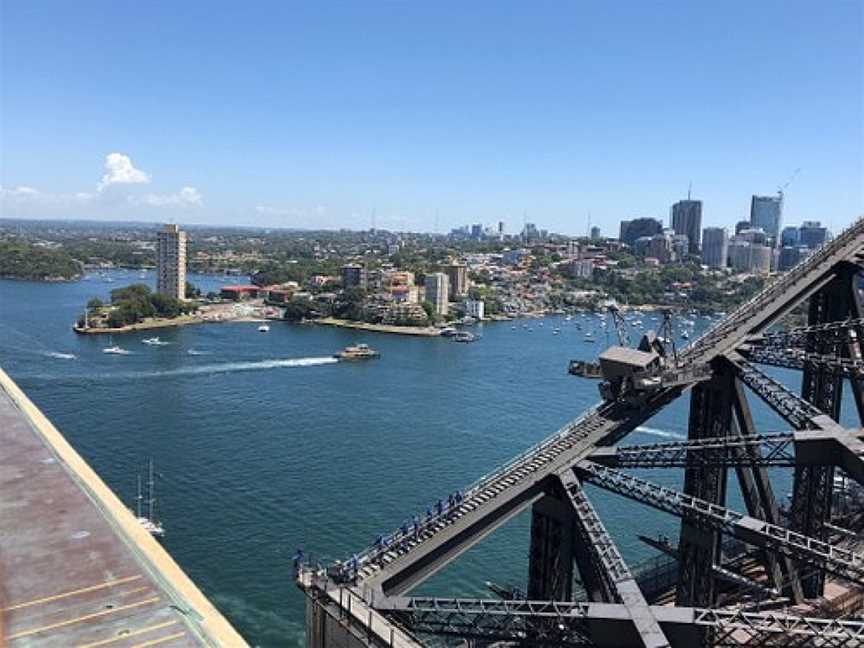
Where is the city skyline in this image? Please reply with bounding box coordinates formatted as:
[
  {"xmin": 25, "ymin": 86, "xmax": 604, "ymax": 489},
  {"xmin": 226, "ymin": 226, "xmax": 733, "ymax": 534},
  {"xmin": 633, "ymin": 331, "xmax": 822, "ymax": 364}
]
[{"xmin": 1, "ymin": 2, "xmax": 862, "ymax": 234}]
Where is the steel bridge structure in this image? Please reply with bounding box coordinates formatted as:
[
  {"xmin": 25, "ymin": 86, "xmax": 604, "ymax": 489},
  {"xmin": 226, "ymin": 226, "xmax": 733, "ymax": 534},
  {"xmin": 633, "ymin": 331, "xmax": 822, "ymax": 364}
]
[{"xmin": 299, "ymin": 217, "xmax": 864, "ymax": 647}]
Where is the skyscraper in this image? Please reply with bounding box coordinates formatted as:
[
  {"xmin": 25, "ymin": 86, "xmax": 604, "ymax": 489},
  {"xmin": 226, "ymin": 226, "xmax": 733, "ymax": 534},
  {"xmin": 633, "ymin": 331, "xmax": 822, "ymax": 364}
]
[
  {"xmin": 750, "ymin": 194, "xmax": 783, "ymax": 244},
  {"xmin": 424, "ymin": 272, "xmax": 449, "ymax": 316},
  {"xmin": 670, "ymin": 199, "xmax": 702, "ymax": 253},
  {"xmin": 156, "ymin": 224, "xmax": 187, "ymax": 300},
  {"xmin": 781, "ymin": 226, "xmax": 800, "ymax": 247},
  {"xmin": 798, "ymin": 221, "xmax": 828, "ymax": 249},
  {"xmin": 701, "ymin": 227, "xmax": 728, "ymax": 269},
  {"xmin": 590, "ymin": 225, "xmax": 601, "ymax": 240}
]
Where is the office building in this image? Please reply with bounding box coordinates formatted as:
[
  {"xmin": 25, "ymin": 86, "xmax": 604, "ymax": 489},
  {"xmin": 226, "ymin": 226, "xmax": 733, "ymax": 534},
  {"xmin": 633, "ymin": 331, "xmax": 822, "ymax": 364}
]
[
  {"xmin": 619, "ymin": 218, "xmax": 663, "ymax": 246},
  {"xmin": 781, "ymin": 226, "xmax": 800, "ymax": 247},
  {"xmin": 799, "ymin": 221, "xmax": 828, "ymax": 249},
  {"xmin": 470, "ymin": 224, "xmax": 483, "ymax": 240},
  {"xmin": 647, "ymin": 231, "xmax": 674, "ymax": 263},
  {"xmin": 778, "ymin": 245, "xmax": 812, "ymax": 271},
  {"xmin": 424, "ymin": 272, "xmax": 449, "ymax": 316},
  {"xmin": 633, "ymin": 236, "xmax": 653, "ymax": 257},
  {"xmin": 341, "ymin": 263, "xmax": 367, "ymax": 290},
  {"xmin": 670, "ymin": 199, "xmax": 702, "ymax": 253},
  {"xmin": 156, "ymin": 224, "xmax": 187, "ymax": 300},
  {"xmin": 441, "ymin": 262, "xmax": 468, "ymax": 298},
  {"xmin": 736, "ymin": 227, "xmax": 768, "ymax": 246},
  {"xmin": 750, "ymin": 194, "xmax": 783, "ymax": 244},
  {"xmin": 590, "ymin": 226, "xmax": 601, "ymax": 240},
  {"xmin": 735, "ymin": 220, "xmax": 751, "ymax": 235},
  {"xmin": 701, "ymin": 227, "xmax": 728, "ymax": 269},
  {"xmin": 728, "ymin": 239, "xmax": 771, "ymax": 275}
]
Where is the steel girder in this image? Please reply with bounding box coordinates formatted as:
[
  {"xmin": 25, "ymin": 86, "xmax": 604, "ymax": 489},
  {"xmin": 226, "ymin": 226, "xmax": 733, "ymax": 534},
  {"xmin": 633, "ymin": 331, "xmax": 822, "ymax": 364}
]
[
  {"xmin": 742, "ymin": 346, "xmax": 864, "ymax": 377},
  {"xmin": 376, "ymin": 597, "xmax": 864, "ymax": 647},
  {"xmin": 748, "ymin": 317, "xmax": 864, "ymax": 352},
  {"xmin": 677, "ymin": 364, "xmax": 735, "ymax": 609},
  {"xmin": 560, "ymin": 472, "xmax": 671, "ymax": 648},
  {"xmin": 574, "ymin": 461, "xmax": 864, "ymax": 586},
  {"xmin": 589, "ymin": 433, "xmax": 797, "ymax": 469},
  {"xmin": 733, "ymin": 359, "xmax": 830, "ymax": 430},
  {"xmin": 790, "ymin": 273, "xmax": 852, "ymax": 597},
  {"xmin": 729, "ymin": 378, "xmax": 803, "ymax": 602},
  {"xmin": 527, "ymin": 493, "xmax": 575, "ymax": 601}
]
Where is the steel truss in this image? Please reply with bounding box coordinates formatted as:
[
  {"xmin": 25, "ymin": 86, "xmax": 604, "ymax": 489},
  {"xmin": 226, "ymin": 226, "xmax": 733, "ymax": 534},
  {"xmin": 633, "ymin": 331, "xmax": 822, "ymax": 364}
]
[
  {"xmin": 300, "ymin": 216, "xmax": 864, "ymax": 647},
  {"xmin": 377, "ymin": 597, "xmax": 864, "ymax": 647},
  {"xmin": 733, "ymin": 360, "xmax": 828, "ymax": 429},
  {"xmin": 574, "ymin": 461, "xmax": 864, "ymax": 585},
  {"xmin": 743, "ymin": 346, "xmax": 864, "ymax": 377},
  {"xmin": 590, "ymin": 432, "xmax": 796, "ymax": 469},
  {"xmin": 749, "ymin": 317, "xmax": 864, "ymax": 351}
]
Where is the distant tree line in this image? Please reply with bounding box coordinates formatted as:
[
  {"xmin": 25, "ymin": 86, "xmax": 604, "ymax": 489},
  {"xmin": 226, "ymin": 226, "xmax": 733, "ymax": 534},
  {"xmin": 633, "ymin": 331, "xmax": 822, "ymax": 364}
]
[{"xmin": 0, "ymin": 239, "xmax": 83, "ymax": 280}]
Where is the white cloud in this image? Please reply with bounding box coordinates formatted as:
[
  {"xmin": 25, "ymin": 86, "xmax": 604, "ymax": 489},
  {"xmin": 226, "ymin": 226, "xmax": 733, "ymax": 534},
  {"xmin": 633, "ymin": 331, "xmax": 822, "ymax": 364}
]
[
  {"xmin": 2, "ymin": 154, "xmax": 202, "ymax": 217},
  {"xmin": 97, "ymin": 153, "xmax": 151, "ymax": 191},
  {"xmin": 1, "ymin": 185, "xmax": 40, "ymax": 197},
  {"xmin": 138, "ymin": 186, "xmax": 203, "ymax": 207}
]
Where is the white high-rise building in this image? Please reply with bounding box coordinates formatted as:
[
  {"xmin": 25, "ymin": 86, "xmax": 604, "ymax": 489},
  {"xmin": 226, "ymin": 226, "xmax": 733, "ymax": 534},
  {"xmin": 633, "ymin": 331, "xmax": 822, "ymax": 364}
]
[
  {"xmin": 157, "ymin": 224, "xmax": 187, "ymax": 299},
  {"xmin": 465, "ymin": 299, "xmax": 485, "ymax": 320},
  {"xmin": 424, "ymin": 272, "xmax": 449, "ymax": 316}
]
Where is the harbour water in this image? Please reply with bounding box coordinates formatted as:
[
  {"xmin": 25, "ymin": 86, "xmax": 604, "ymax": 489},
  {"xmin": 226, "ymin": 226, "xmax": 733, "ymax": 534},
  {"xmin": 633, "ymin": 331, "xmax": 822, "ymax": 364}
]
[{"xmin": 1, "ymin": 271, "xmax": 858, "ymax": 646}]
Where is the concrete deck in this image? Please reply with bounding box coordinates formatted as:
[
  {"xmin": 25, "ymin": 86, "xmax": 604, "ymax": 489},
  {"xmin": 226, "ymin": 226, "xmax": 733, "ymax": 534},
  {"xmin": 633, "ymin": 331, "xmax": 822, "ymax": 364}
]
[{"xmin": 0, "ymin": 367, "xmax": 247, "ymax": 647}]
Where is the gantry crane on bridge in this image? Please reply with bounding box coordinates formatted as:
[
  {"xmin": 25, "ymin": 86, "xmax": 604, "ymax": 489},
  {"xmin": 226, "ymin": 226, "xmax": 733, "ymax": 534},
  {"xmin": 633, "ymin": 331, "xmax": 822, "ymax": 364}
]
[{"xmin": 299, "ymin": 217, "xmax": 864, "ymax": 648}]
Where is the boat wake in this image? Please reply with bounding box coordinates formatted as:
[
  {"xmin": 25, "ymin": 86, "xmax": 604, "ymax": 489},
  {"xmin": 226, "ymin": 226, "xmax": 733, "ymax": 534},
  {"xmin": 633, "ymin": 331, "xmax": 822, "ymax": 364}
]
[
  {"xmin": 45, "ymin": 351, "xmax": 77, "ymax": 360},
  {"xmin": 142, "ymin": 356, "xmax": 339, "ymax": 378},
  {"xmin": 634, "ymin": 426, "xmax": 686, "ymax": 441}
]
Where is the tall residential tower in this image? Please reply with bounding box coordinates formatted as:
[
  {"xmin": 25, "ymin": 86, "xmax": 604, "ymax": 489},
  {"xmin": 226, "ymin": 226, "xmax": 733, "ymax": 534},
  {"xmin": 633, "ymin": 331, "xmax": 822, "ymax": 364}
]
[{"xmin": 156, "ymin": 224, "xmax": 187, "ymax": 300}]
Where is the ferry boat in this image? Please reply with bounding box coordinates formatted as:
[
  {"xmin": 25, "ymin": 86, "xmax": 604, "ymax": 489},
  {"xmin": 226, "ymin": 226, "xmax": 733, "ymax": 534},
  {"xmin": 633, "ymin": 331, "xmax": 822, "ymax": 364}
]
[
  {"xmin": 258, "ymin": 324, "xmax": 270, "ymax": 332},
  {"xmin": 334, "ymin": 343, "xmax": 380, "ymax": 360}
]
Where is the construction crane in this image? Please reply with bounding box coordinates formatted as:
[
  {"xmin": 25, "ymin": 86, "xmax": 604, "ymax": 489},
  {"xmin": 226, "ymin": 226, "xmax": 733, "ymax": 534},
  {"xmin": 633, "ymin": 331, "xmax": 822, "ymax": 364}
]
[{"xmin": 777, "ymin": 168, "xmax": 801, "ymax": 199}]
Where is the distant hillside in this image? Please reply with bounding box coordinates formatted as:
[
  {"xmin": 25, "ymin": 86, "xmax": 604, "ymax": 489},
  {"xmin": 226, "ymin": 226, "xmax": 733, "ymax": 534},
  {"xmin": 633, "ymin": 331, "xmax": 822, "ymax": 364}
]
[{"xmin": 0, "ymin": 239, "xmax": 83, "ymax": 281}]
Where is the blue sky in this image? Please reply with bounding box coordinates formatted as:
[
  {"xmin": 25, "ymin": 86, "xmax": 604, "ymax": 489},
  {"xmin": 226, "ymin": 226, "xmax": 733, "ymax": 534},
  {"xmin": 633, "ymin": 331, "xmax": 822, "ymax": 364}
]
[{"xmin": 1, "ymin": 1, "xmax": 862, "ymax": 234}]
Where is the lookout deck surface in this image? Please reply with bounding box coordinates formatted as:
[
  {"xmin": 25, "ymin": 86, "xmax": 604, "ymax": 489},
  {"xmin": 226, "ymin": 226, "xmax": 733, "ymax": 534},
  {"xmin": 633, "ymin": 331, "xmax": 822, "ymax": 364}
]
[{"xmin": 0, "ymin": 368, "xmax": 246, "ymax": 647}]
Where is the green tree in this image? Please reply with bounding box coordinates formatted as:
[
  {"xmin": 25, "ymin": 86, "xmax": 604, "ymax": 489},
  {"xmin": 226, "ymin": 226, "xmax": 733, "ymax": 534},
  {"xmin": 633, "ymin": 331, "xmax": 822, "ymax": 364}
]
[
  {"xmin": 185, "ymin": 281, "xmax": 201, "ymax": 298},
  {"xmin": 283, "ymin": 298, "xmax": 317, "ymax": 322}
]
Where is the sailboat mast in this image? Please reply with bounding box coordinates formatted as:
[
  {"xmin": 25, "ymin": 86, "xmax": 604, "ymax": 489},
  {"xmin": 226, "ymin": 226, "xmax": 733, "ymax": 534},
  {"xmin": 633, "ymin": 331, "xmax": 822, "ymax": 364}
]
[
  {"xmin": 148, "ymin": 459, "xmax": 155, "ymax": 523},
  {"xmin": 136, "ymin": 474, "xmax": 143, "ymax": 518}
]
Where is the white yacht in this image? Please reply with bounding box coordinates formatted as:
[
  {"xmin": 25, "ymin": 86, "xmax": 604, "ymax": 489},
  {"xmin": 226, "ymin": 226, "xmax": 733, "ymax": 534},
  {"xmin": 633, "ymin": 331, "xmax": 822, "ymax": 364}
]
[
  {"xmin": 142, "ymin": 337, "xmax": 168, "ymax": 346},
  {"xmin": 258, "ymin": 324, "xmax": 270, "ymax": 332},
  {"xmin": 134, "ymin": 460, "xmax": 165, "ymax": 538},
  {"xmin": 103, "ymin": 345, "xmax": 131, "ymax": 355}
]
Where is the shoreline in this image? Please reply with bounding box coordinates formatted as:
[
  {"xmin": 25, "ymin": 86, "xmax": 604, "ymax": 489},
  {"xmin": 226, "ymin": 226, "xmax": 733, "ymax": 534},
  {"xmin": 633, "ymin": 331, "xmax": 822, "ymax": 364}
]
[
  {"xmin": 315, "ymin": 317, "xmax": 442, "ymax": 337},
  {"xmin": 73, "ymin": 314, "xmax": 205, "ymax": 335}
]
